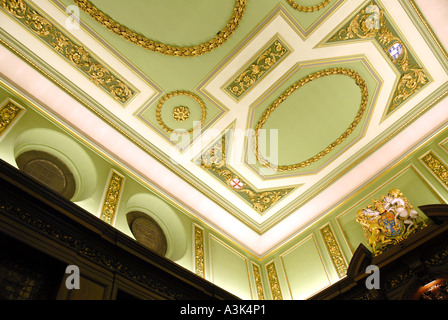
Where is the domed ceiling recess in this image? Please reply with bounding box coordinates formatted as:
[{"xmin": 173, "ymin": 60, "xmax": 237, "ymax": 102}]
[{"xmin": 0, "ymin": 0, "xmax": 447, "ymax": 257}]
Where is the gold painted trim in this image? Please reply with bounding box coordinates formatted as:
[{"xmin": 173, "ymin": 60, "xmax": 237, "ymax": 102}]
[
  {"xmin": 0, "ymin": 99, "xmax": 25, "ymax": 138},
  {"xmin": 99, "ymin": 169, "xmax": 125, "ymax": 225},
  {"xmin": 73, "ymin": 0, "xmax": 246, "ymax": 57},
  {"xmin": 156, "ymin": 90, "xmax": 206, "ymax": 135},
  {"xmin": 420, "ymin": 150, "xmax": 448, "ymax": 190},
  {"xmin": 0, "ymin": 0, "xmax": 135, "ymax": 104},
  {"xmin": 320, "ymin": 223, "xmax": 348, "ymax": 278},
  {"xmin": 194, "ymin": 224, "xmax": 205, "ymax": 278},
  {"xmin": 265, "ymin": 260, "xmax": 283, "ymax": 300},
  {"xmin": 286, "ymin": 0, "xmax": 331, "ymax": 12},
  {"xmin": 255, "ymin": 67, "xmax": 369, "ymax": 172},
  {"xmin": 251, "ymin": 262, "xmax": 265, "ymax": 300}
]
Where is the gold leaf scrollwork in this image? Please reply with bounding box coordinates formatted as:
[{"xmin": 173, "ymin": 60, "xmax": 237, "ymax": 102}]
[
  {"xmin": 226, "ymin": 39, "xmax": 289, "ymax": 99},
  {"xmin": 72, "ymin": 0, "xmax": 247, "ymax": 57},
  {"xmin": 255, "ymin": 68, "xmax": 369, "ymax": 172},
  {"xmin": 0, "ymin": 0, "xmax": 134, "ymax": 103},
  {"xmin": 266, "ymin": 261, "xmax": 283, "ymax": 300},
  {"xmin": 194, "ymin": 225, "xmax": 205, "ymax": 278},
  {"xmin": 286, "ymin": 0, "xmax": 331, "ymax": 12},
  {"xmin": 100, "ymin": 171, "xmax": 124, "ymax": 225},
  {"xmin": 329, "ymin": 2, "xmax": 427, "ymax": 113},
  {"xmin": 201, "ymin": 136, "xmax": 292, "ymax": 213},
  {"xmin": 422, "ymin": 152, "xmax": 448, "ymax": 189},
  {"xmin": 0, "ymin": 101, "xmax": 24, "ymax": 137}
]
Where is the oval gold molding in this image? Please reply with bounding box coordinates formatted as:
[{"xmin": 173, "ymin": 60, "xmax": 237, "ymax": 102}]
[
  {"xmin": 255, "ymin": 68, "xmax": 369, "ymax": 172},
  {"xmin": 73, "ymin": 0, "xmax": 247, "ymax": 57},
  {"xmin": 156, "ymin": 90, "xmax": 206, "ymax": 134},
  {"xmin": 286, "ymin": 0, "xmax": 331, "ymax": 12}
]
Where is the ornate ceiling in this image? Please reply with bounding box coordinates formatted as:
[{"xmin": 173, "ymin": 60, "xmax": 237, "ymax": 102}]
[{"xmin": 0, "ymin": 0, "xmax": 447, "ymax": 258}]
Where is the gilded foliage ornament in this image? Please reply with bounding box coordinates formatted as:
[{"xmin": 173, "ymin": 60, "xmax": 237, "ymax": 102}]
[
  {"xmin": 200, "ymin": 136, "xmax": 292, "ymax": 213},
  {"xmin": 329, "ymin": 2, "xmax": 428, "ymax": 114},
  {"xmin": 0, "ymin": 0, "xmax": 134, "ymax": 104},
  {"xmin": 72, "ymin": 0, "xmax": 246, "ymax": 57},
  {"xmin": 226, "ymin": 39, "xmax": 289, "ymax": 99},
  {"xmin": 356, "ymin": 189, "xmax": 427, "ymax": 256},
  {"xmin": 156, "ymin": 91, "xmax": 206, "ymax": 134},
  {"xmin": 286, "ymin": 0, "xmax": 331, "ymax": 12}
]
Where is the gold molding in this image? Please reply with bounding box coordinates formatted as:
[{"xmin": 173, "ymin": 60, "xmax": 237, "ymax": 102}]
[
  {"xmin": 320, "ymin": 223, "xmax": 348, "ymax": 278},
  {"xmin": 156, "ymin": 90, "xmax": 206, "ymax": 135},
  {"xmin": 421, "ymin": 151, "xmax": 448, "ymax": 190},
  {"xmin": 255, "ymin": 67, "xmax": 369, "ymax": 172},
  {"xmin": 72, "ymin": 0, "xmax": 246, "ymax": 57},
  {"xmin": 265, "ymin": 260, "xmax": 283, "ymax": 300},
  {"xmin": 252, "ymin": 262, "xmax": 265, "ymax": 300},
  {"xmin": 286, "ymin": 0, "xmax": 331, "ymax": 12},
  {"xmin": 99, "ymin": 170, "xmax": 125, "ymax": 225},
  {"xmin": 194, "ymin": 224, "xmax": 205, "ymax": 278},
  {"xmin": 0, "ymin": 99, "xmax": 25, "ymax": 138},
  {"xmin": 0, "ymin": 0, "xmax": 134, "ymax": 104}
]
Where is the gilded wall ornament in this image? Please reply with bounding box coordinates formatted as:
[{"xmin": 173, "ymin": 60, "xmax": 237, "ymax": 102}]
[
  {"xmin": 328, "ymin": 1, "xmax": 428, "ymax": 114},
  {"xmin": 200, "ymin": 135, "xmax": 293, "ymax": 213},
  {"xmin": 421, "ymin": 152, "xmax": 448, "ymax": 189},
  {"xmin": 72, "ymin": 0, "xmax": 246, "ymax": 57},
  {"xmin": 320, "ymin": 224, "xmax": 348, "ymax": 278},
  {"xmin": 226, "ymin": 38, "xmax": 289, "ymax": 100},
  {"xmin": 252, "ymin": 263, "xmax": 266, "ymax": 300},
  {"xmin": 100, "ymin": 170, "xmax": 124, "ymax": 225},
  {"xmin": 286, "ymin": 0, "xmax": 331, "ymax": 12},
  {"xmin": 0, "ymin": 100, "xmax": 24, "ymax": 137},
  {"xmin": 172, "ymin": 106, "xmax": 190, "ymax": 122},
  {"xmin": 0, "ymin": 0, "xmax": 134, "ymax": 104},
  {"xmin": 356, "ymin": 189, "xmax": 427, "ymax": 256},
  {"xmin": 255, "ymin": 68, "xmax": 369, "ymax": 172},
  {"xmin": 156, "ymin": 90, "xmax": 206, "ymax": 134},
  {"xmin": 194, "ymin": 225, "xmax": 205, "ymax": 278},
  {"xmin": 266, "ymin": 261, "xmax": 283, "ymax": 300}
]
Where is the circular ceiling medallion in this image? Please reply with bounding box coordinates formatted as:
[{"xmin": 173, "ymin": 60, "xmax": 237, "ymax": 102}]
[
  {"xmin": 130, "ymin": 216, "xmax": 168, "ymax": 256},
  {"xmin": 255, "ymin": 68, "xmax": 369, "ymax": 172},
  {"xmin": 156, "ymin": 90, "xmax": 206, "ymax": 134},
  {"xmin": 172, "ymin": 106, "xmax": 190, "ymax": 122}
]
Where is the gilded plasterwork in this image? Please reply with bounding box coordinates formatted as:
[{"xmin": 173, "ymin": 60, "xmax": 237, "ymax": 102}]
[
  {"xmin": 320, "ymin": 224, "xmax": 347, "ymax": 278},
  {"xmin": 194, "ymin": 225, "xmax": 205, "ymax": 278},
  {"xmin": 156, "ymin": 90, "xmax": 206, "ymax": 135},
  {"xmin": 0, "ymin": 100, "xmax": 24, "ymax": 137},
  {"xmin": 172, "ymin": 106, "xmax": 190, "ymax": 122},
  {"xmin": 421, "ymin": 152, "xmax": 448, "ymax": 190},
  {"xmin": 72, "ymin": 0, "xmax": 246, "ymax": 57},
  {"xmin": 286, "ymin": 0, "xmax": 331, "ymax": 12},
  {"xmin": 255, "ymin": 68, "xmax": 369, "ymax": 172},
  {"xmin": 226, "ymin": 37, "xmax": 289, "ymax": 100},
  {"xmin": 356, "ymin": 188, "xmax": 427, "ymax": 256},
  {"xmin": 200, "ymin": 134, "xmax": 293, "ymax": 213},
  {"xmin": 0, "ymin": 0, "xmax": 134, "ymax": 104},
  {"xmin": 266, "ymin": 261, "xmax": 283, "ymax": 300},
  {"xmin": 252, "ymin": 263, "xmax": 265, "ymax": 300},
  {"xmin": 100, "ymin": 170, "xmax": 124, "ymax": 225},
  {"xmin": 327, "ymin": 1, "xmax": 428, "ymax": 115}
]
